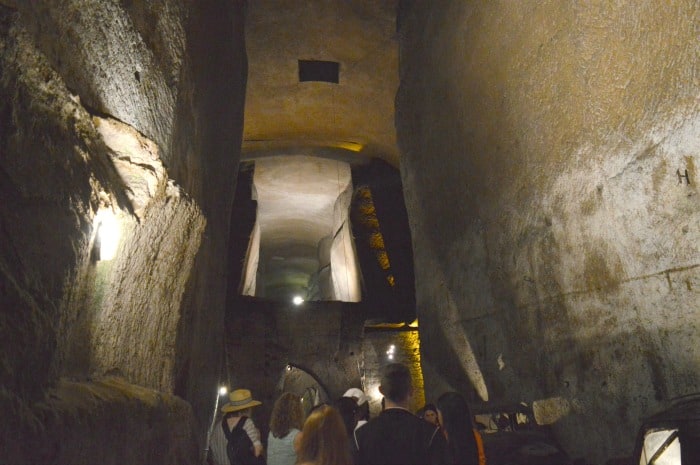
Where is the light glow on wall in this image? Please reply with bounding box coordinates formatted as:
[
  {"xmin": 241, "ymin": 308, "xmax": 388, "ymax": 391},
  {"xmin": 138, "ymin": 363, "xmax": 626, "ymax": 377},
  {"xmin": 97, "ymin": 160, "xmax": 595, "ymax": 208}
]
[
  {"xmin": 292, "ymin": 295, "xmax": 304, "ymax": 305},
  {"xmin": 532, "ymin": 396, "xmax": 571, "ymax": 425},
  {"xmin": 95, "ymin": 208, "xmax": 121, "ymax": 261},
  {"xmin": 368, "ymin": 384, "xmax": 382, "ymax": 401}
]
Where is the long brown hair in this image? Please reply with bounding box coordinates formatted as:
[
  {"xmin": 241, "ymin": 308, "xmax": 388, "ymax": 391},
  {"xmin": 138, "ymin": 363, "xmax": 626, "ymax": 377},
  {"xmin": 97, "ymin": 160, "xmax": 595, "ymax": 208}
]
[
  {"xmin": 269, "ymin": 392, "xmax": 304, "ymax": 438},
  {"xmin": 437, "ymin": 392, "xmax": 479, "ymax": 465},
  {"xmin": 297, "ymin": 404, "xmax": 352, "ymax": 465}
]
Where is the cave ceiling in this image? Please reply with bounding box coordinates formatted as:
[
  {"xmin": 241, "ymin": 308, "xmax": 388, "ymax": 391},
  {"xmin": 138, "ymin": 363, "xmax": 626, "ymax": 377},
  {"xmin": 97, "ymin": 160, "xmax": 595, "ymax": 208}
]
[{"xmin": 241, "ymin": 1, "xmax": 399, "ymax": 300}]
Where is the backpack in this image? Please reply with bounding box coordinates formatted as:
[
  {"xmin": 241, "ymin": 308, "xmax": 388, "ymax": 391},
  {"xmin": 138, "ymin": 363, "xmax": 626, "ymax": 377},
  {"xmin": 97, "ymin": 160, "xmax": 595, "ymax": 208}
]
[{"xmin": 222, "ymin": 416, "xmax": 258, "ymax": 465}]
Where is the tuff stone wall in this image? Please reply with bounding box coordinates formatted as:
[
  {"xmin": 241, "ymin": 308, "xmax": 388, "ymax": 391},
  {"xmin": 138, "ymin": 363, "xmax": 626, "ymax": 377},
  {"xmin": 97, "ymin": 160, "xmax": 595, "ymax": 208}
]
[
  {"xmin": 224, "ymin": 298, "xmax": 365, "ymax": 439},
  {"xmin": 396, "ymin": 2, "xmax": 699, "ymax": 463},
  {"xmin": 3, "ymin": 377, "xmax": 199, "ymax": 465},
  {"xmin": 0, "ymin": 1, "xmax": 247, "ymax": 463}
]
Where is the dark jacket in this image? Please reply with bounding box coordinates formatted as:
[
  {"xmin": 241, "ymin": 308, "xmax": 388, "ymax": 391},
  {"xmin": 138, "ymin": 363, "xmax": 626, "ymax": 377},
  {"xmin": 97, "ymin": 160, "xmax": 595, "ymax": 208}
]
[{"xmin": 355, "ymin": 408, "xmax": 446, "ymax": 465}]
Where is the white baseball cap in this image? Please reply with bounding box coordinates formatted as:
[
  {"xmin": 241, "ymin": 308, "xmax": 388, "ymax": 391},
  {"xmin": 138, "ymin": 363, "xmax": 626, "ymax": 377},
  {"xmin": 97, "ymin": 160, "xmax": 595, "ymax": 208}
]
[{"xmin": 343, "ymin": 388, "xmax": 368, "ymax": 406}]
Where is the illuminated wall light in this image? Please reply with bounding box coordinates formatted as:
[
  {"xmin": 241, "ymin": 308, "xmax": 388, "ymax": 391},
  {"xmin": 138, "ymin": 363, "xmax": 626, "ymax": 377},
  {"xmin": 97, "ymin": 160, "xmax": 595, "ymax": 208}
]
[
  {"xmin": 386, "ymin": 344, "xmax": 396, "ymax": 360},
  {"xmin": 292, "ymin": 295, "xmax": 304, "ymax": 306},
  {"xmin": 95, "ymin": 208, "xmax": 121, "ymax": 261}
]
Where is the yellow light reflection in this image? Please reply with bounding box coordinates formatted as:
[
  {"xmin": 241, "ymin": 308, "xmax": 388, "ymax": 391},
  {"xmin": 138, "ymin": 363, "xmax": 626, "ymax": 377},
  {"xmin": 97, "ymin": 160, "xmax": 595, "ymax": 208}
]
[{"xmin": 334, "ymin": 141, "xmax": 363, "ymax": 152}]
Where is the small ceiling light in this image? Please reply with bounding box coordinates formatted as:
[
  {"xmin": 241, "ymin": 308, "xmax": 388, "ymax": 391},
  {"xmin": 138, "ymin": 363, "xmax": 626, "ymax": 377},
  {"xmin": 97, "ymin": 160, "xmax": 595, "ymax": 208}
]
[
  {"xmin": 218, "ymin": 386, "xmax": 228, "ymax": 396},
  {"xmin": 292, "ymin": 296, "xmax": 304, "ymax": 306},
  {"xmin": 95, "ymin": 208, "xmax": 120, "ymax": 261},
  {"xmin": 387, "ymin": 344, "xmax": 396, "ymax": 360}
]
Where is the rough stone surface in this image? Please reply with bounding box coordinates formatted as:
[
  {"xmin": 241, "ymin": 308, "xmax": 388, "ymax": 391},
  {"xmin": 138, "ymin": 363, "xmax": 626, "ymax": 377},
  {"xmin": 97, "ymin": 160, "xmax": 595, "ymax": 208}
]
[
  {"xmin": 3, "ymin": 376, "xmax": 198, "ymax": 465},
  {"xmin": 94, "ymin": 116, "xmax": 168, "ymax": 219},
  {"xmin": 252, "ymin": 155, "xmax": 358, "ymax": 301},
  {"xmin": 1, "ymin": 1, "xmax": 247, "ymax": 463},
  {"xmin": 4, "ymin": 1, "xmax": 698, "ymax": 463},
  {"xmin": 361, "ymin": 327, "xmax": 424, "ymax": 415},
  {"xmin": 13, "ymin": 0, "xmax": 185, "ymax": 160},
  {"xmin": 225, "ymin": 298, "xmax": 365, "ymax": 439},
  {"xmin": 85, "ymin": 189, "xmax": 205, "ymax": 391},
  {"xmin": 169, "ymin": 1, "xmax": 247, "ymax": 444},
  {"xmin": 396, "ymin": 2, "xmax": 699, "ymax": 463},
  {"xmin": 242, "ymin": 0, "xmax": 399, "ymax": 165}
]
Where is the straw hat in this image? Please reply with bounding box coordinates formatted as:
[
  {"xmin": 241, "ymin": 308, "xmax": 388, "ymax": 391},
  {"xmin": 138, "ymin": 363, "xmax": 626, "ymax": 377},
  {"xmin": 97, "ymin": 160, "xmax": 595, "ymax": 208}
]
[{"xmin": 221, "ymin": 389, "xmax": 262, "ymax": 413}]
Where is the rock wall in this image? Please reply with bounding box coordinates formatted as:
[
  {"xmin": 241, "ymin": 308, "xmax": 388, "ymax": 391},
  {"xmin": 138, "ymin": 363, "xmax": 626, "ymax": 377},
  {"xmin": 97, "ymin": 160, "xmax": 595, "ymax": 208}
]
[
  {"xmin": 225, "ymin": 298, "xmax": 365, "ymax": 439},
  {"xmin": 0, "ymin": 1, "xmax": 247, "ymax": 463},
  {"xmin": 396, "ymin": 2, "xmax": 699, "ymax": 463},
  {"xmin": 3, "ymin": 377, "xmax": 199, "ymax": 465}
]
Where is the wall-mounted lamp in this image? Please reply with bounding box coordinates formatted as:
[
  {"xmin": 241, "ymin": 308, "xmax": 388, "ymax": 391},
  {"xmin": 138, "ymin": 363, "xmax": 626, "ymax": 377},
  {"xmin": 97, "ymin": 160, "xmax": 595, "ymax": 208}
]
[
  {"xmin": 95, "ymin": 208, "xmax": 120, "ymax": 261},
  {"xmin": 292, "ymin": 296, "xmax": 304, "ymax": 306}
]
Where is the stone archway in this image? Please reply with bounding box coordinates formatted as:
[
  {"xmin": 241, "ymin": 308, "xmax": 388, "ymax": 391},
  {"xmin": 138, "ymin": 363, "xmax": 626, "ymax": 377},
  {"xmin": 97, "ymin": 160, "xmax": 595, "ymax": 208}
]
[{"xmin": 277, "ymin": 363, "xmax": 331, "ymax": 416}]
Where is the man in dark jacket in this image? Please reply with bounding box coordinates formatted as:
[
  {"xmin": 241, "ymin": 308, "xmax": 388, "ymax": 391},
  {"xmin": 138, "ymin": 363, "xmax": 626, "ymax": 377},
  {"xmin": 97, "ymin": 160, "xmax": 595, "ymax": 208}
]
[{"xmin": 355, "ymin": 363, "xmax": 446, "ymax": 465}]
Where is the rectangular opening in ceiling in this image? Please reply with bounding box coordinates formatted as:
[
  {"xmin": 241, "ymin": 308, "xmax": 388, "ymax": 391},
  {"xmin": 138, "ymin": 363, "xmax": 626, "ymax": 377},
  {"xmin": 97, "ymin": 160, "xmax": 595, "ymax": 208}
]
[{"xmin": 298, "ymin": 60, "xmax": 339, "ymax": 83}]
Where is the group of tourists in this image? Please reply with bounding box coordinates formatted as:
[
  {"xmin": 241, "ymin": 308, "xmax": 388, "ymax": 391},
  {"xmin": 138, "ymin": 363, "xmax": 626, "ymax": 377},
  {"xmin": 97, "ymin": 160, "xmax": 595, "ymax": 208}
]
[{"xmin": 208, "ymin": 362, "xmax": 485, "ymax": 465}]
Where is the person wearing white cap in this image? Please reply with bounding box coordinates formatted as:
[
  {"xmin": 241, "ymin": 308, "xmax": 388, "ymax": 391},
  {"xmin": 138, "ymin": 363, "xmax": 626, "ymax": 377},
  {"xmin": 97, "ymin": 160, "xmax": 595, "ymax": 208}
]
[
  {"xmin": 209, "ymin": 388, "xmax": 264, "ymax": 465},
  {"xmin": 342, "ymin": 387, "xmax": 370, "ymax": 431}
]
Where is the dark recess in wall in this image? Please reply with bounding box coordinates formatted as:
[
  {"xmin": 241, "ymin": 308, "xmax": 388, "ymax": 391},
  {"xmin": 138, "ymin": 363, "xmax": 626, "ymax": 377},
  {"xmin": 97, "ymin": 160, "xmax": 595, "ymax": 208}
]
[
  {"xmin": 226, "ymin": 162, "xmax": 257, "ymax": 312},
  {"xmin": 298, "ymin": 60, "xmax": 340, "ymax": 83},
  {"xmin": 351, "ymin": 158, "xmax": 416, "ymax": 323}
]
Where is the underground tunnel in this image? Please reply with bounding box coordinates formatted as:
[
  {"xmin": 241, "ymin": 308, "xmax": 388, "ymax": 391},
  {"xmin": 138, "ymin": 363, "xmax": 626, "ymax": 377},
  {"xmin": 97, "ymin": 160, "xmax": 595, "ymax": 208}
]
[{"xmin": 1, "ymin": 1, "xmax": 699, "ymax": 465}]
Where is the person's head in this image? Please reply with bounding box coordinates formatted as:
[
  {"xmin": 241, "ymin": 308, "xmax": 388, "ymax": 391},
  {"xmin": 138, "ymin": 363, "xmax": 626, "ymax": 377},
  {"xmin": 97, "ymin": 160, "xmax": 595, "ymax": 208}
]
[
  {"xmin": 269, "ymin": 392, "xmax": 304, "ymax": 438},
  {"xmin": 436, "ymin": 392, "xmax": 473, "ymax": 436},
  {"xmin": 221, "ymin": 388, "xmax": 261, "ymax": 418},
  {"xmin": 336, "ymin": 396, "xmax": 359, "ymax": 435},
  {"xmin": 437, "ymin": 392, "xmax": 474, "ymax": 440},
  {"xmin": 342, "ymin": 387, "xmax": 370, "ymax": 421},
  {"xmin": 297, "ymin": 404, "xmax": 352, "ymax": 465},
  {"xmin": 436, "ymin": 392, "xmax": 479, "ymax": 465},
  {"xmin": 379, "ymin": 363, "xmax": 413, "ymax": 405},
  {"xmin": 420, "ymin": 403, "xmax": 439, "ymax": 426}
]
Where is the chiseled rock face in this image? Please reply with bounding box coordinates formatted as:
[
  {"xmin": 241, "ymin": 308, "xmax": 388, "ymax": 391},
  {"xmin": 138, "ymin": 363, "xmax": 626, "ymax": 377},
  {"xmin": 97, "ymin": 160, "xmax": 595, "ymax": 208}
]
[
  {"xmin": 397, "ymin": 2, "xmax": 699, "ymax": 463},
  {"xmin": 0, "ymin": 1, "xmax": 246, "ymax": 463},
  {"xmin": 4, "ymin": 377, "xmax": 199, "ymax": 465},
  {"xmin": 94, "ymin": 116, "xmax": 168, "ymax": 219},
  {"xmin": 12, "ymin": 0, "xmax": 185, "ymax": 161},
  {"xmin": 86, "ymin": 186, "xmax": 205, "ymax": 391}
]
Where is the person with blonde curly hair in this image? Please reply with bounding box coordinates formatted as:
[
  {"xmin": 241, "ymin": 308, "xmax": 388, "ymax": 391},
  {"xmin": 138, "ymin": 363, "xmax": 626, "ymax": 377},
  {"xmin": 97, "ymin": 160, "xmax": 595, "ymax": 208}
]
[
  {"xmin": 267, "ymin": 392, "xmax": 305, "ymax": 465},
  {"xmin": 296, "ymin": 404, "xmax": 353, "ymax": 465}
]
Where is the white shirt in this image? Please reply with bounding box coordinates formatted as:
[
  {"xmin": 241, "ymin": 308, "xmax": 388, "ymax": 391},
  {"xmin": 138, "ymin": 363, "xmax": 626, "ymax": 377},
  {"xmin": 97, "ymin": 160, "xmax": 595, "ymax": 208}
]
[{"xmin": 209, "ymin": 417, "xmax": 262, "ymax": 465}]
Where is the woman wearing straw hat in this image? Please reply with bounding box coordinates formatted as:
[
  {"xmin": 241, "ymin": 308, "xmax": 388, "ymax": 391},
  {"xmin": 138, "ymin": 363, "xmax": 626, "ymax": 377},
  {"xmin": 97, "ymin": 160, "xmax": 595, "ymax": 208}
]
[{"xmin": 209, "ymin": 388, "xmax": 264, "ymax": 465}]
